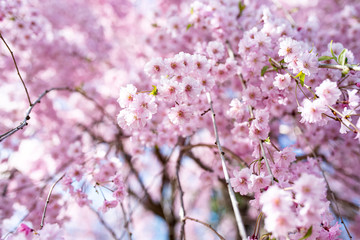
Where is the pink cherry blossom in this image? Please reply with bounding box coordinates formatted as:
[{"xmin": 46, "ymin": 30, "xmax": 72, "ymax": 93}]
[
  {"xmin": 315, "ymin": 79, "xmax": 341, "ymax": 106},
  {"xmin": 230, "ymin": 168, "xmax": 252, "ymax": 195}
]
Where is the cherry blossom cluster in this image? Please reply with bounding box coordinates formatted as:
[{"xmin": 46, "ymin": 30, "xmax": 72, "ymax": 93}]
[{"xmin": 1, "ymin": 0, "xmax": 360, "ymax": 239}]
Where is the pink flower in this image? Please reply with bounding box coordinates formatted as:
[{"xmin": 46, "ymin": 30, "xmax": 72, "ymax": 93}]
[
  {"xmin": 273, "ymin": 147, "xmax": 296, "ymax": 168},
  {"xmin": 158, "ymin": 77, "xmax": 182, "ymax": 102},
  {"xmin": 293, "ymin": 173, "xmax": 326, "ymax": 204},
  {"xmin": 242, "ymin": 85, "xmax": 261, "ymax": 106},
  {"xmin": 315, "ymin": 79, "xmax": 341, "ymax": 106},
  {"xmin": 164, "ymin": 55, "xmax": 185, "ymax": 76},
  {"xmin": 144, "ymin": 57, "xmax": 166, "ymax": 79},
  {"xmin": 227, "ymin": 98, "xmax": 247, "ymax": 120},
  {"xmin": 206, "ymin": 41, "xmax": 225, "ymax": 60},
  {"xmin": 117, "ymin": 108, "xmax": 146, "ymax": 130},
  {"xmin": 130, "ymin": 94, "xmax": 157, "ymax": 119},
  {"xmin": 231, "ymin": 122, "xmax": 249, "ymax": 138},
  {"xmin": 230, "ymin": 168, "xmax": 252, "ymax": 195},
  {"xmin": 250, "ymin": 172, "xmax": 271, "ymax": 193},
  {"xmin": 113, "ymin": 187, "xmax": 127, "ymax": 202},
  {"xmin": 298, "ymin": 99, "xmax": 328, "ymax": 123},
  {"xmin": 253, "ymin": 109, "xmax": 270, "ymax": 130},
  {"xmin": 191, "ymin": 54, "xmax": 210, "ymax": 76},
  {"xmin": 264, "ymin": 213, "xmax": 297, "ymax": 238},
  {"xmin": 99, "ymin": 200, "xmax": 118, "ymax": 213},
  {"xmin": 273, "ymin": 73, "xmax": 291, "ymax": 90},
  {"xmin": 168, "ymin": 104, "xmax": 192, "ymax": 125},
  {"xmin": 180, "ymin": 76, "xmax": 202, "ymax": 100},
  {"xmin": 278, "ymin": 37, "xmax": 301, "ymax": 62},
  {"xmin": 260, "ymin": 186, "xmax": 297, "ymax": 238},
  {"xmin": 299, "ymin": 51, "xmax": 318, "ymax": 76},
  {"xmin": 260, "ymin": 185, "xmax": 293, "ymax": 214},
  {"xmin": 249, "ymin": 124, "xmax": 269, "ymax": 141},
  {"xmin": 18, "ymin": 223, "xmax": 32, "ymax": 236},
  {"xmin": 118, "ymin": 84, "xmax": 137, "ymax": 108},
  {"xmin": 339, "ymin": 107, "xmax": 353, "ymax": 134},
  {"xmin": 348, "ymin": 89, "xmax": 359, "ymax": 110}
]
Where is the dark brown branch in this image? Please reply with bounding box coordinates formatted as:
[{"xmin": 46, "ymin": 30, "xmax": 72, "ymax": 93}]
[{"xmin": 0, "ymin": 32, "xmax": 32, "ymax": 106}]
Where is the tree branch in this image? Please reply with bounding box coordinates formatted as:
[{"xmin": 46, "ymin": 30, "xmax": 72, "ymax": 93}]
[
  {"xmin": 183, "ymin": 216, "xmax": 225, "ymax": 240},
  {"xmin": 206, "ymin": 92, "xmax": 247, "ymax": 240},
  {"xmin": 0, "ymin": 32, "xmax": 32, "ymax": 106},
  {"xmin": 40, "ymin": 173, "xmax": 65, "ymax": 229}
]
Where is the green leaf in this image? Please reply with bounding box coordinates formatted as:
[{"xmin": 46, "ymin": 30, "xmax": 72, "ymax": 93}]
[
  {"xmin": 318, "ymin": 56, "xmax": 335, "ymax": 61},
  {"xmin": 295, "ymin": 71, "xmax": 305, "ymax": 87},
  {"xmin": 299, "ymin": 226, "xmax": 313, "ymax": 240},
  {"xmin": 329, "ymin": 40, "xmax": 336, "ymax": 60},
  {"xmin": 338, "ymin": 49, "xmax": 347, "ymax": 66},
  {"xmin": 150, "ymin": 85, "xmax": 158, "ymax": 96},
  {"xmin": 237, "ymin": 1, "xmax": 246, "ymax": 18},
  {"xmin": 190, "ymin": 7, "xmax": 194, "ymax": 15},
  {"xmin": 264, "ymin": 136, "xmax": 270, "ymax": 143},
  {"xmin": 341, "ymin": 67, "xmax": 350, "ymax": 77},
  {"xmin": 261, "ymin": 66, "xmax": 269, "ymax": 76},
  {"xmin": 186, "ymin": 23, "xmax": 193, "ymax": 30}
]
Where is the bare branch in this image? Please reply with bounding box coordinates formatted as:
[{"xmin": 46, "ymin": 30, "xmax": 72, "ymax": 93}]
[
  {"xmin": 181, "ymin": 143, "xmax": 249, "ymax": 167},
  {"xmin": 40, "ymin": 173, "xmax": 65, "ymax": 229},
  {"xmin": 89, "ymin": 206, "xmax": 118, "ymax": 240},
  {"xmin": 319, "ymin": 64, "xmax": 360, "ymax": 72},
  {"xmin": 0, "ymin": 32, "xmax": 32, "ymax": 106},
  {"xmin": 206, "ymin": 92, "xmax": 247, "ymax": 240},
  {"xmin": 184, "ymin": 216, "xmax": 225, "ymax": 240},
  {"xmin": 0, "ymin": 87, "xmax": 73, "ymax": 142}
]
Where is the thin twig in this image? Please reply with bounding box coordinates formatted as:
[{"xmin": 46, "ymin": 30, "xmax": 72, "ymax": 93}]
[
  {"xmin": 0, "ymin": 87, "xmax": 72, "ymax": 142},
  {"xmin": 271, "ymin": 0, "xmax": 296, "ymax": 27},
  {"xmin": 120, "ymin": 202, "xmax": 133, "ymax": 240},
  {"xmin": 319, "ymin": 168, "xmax": 353, "ymax": 239},
  {"xmin": 181, "ymin": 143, "xmax": 249, "ymax": 167},
  {"xmin": 319, "ymin": 64, "xmax": 360, "ymax": 72},
  {"xmin": 238, "ymin": 73, "xmax": 275, "ymax": 182},
  {"xmin": 184, "ymin": 216, "xmax": 225, "ymax": 240},
  {"xmin": 89, "ymin": 206, "xmax": 118, "ymax": 240},
  {"xmin": 259, "ymin": 141, "xmax": 274, "ymax": 184},
  {"xmin": 0, "ymin": 32, "xmax": 32, "ymax": 106},
  {"xmin": 206, "ymin": 92, "xmax": 247, "ymax": 240},
  {"xmin": 40, "ymin": 173, "xmax": 65, "ymax": 229}
]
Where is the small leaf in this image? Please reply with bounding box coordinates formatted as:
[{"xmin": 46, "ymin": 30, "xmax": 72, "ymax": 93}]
[
  {"xmin": 237, "ymin": 1, "xmax": 246, "ymax": 18},
  {"xmin": 190, "ymin": 7, "xmax": 194, "ymax": 15},
  {"xmin": 261, "ymin": 66, "xmax": 269, "ymax": 76},
  {"xmin": 295, "ymin": 71, "xmax": 305, "ymax": 87},
  {"xmin": 186, "ymin": 23, "xmax": 193, "ymax": 30},
  {"xmin": 150, "ymin": 85, "xmax": 158, "ymax": 96},
  {"xmin": 299, "ymin": 226, "xmax": 313, "ymax": 240},
  {"xmin": 318, "ymin": 56, "xmax": 335, "ymax": 61},
  {"xmin": 329, "ymin": 40, "xmax": 336, "ymax": 59},
  {"xmin": 338, "ymin": 49, "xmax": 347, "ymax": 66},
  {"xmin": 264, "ymin": 136, "xmax": 270, "ymax": 143},
  {"xmin": 341, "ymin": 67, "xmax": 350, "ymax": 77}
]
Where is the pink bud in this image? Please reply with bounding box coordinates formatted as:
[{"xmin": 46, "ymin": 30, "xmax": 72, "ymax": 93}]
[{"xmin": 18, "ymin": 223, "xmax": 32, "ymax": 236}]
